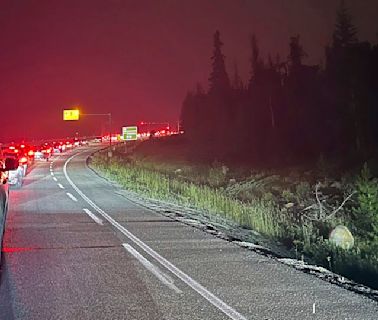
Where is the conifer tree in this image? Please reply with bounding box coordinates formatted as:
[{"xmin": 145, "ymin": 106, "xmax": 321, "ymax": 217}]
[
  {"xmin": 288, "ymin": 35, "xmax": 306, "ymax": 71},
  {"xmin": 208, "ymin": 30, "xmax": 230, "ymax": 94},
  {"xmin": 332, "ymin": 0, "xmax": 357, "ymax": 48},
  {"xmin": 232, "ymin": 61, "xmax": 243, "ymax": 91},
  {"xmin": 248, "ymin": 34, "xmax": 264, "ymax": 87}
]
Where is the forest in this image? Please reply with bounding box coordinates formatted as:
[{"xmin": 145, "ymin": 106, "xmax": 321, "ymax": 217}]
[{"xmin": 181, "ymin": 1, "xmax": 378, "ymax": 170}]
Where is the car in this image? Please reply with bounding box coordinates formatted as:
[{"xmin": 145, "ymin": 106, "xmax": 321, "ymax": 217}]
[
  {"xmin": 1, "ymin": 150, "xmax": 25, "ymax": 188},
  {"xmin": 0, "ymin": 155, "xmax": 19, "ymax": 257},
  {"xmin": 7, "ymin": 165, "xmax": 24, "ymax": 188}
]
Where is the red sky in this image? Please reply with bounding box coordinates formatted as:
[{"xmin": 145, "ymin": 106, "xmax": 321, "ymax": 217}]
[{"xmin": 0, "ymin": 0, "xmax": 377, "ymax": 141}]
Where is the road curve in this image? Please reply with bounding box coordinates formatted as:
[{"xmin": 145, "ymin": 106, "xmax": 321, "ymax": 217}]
[{"xmin": 1, "ymin": 146, "xmax": 377, "ymax": 320}]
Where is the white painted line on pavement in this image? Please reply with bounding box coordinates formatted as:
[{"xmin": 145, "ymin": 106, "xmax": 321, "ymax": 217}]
[
  {"xmin": 50, "ymin": 172, "xmax": 54, "ymax": 176},
  {"xmin": 53, "ymin": 177, "xmax": 58, "ymax": 182},
  {"xmin": 123, "ymin": 243, "xmax": 182, "ymax": 294},
  {"xmin": 58, "ymin": 183, "xmax": 65, "ymax": 189},
  {"xmin": 66, "ymin": 192, "xmax": 78, "ymax": 202},
  {"xmin": 63, "ymin": 153, "xmax": 247, "ymax": 320},
  {"xmin": 83, "ymin": 208, "xmax": 103, "ymax": 225}
]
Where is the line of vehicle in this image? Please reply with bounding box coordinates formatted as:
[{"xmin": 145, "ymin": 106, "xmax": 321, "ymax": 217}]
[{"xmin": 63, "ymin": 152, "xmax": 248, "ymax": 320}]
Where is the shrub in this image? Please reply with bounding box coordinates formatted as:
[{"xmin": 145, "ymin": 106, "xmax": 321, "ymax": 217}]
[{"xmin": 352, "ymin": 164, "xmax": 378, "ymax": 240}]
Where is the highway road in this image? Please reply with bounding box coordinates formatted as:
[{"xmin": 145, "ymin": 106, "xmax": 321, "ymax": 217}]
[{"xmin": 1, "ymin": 146, "xmax": 377, "ymax": 319}]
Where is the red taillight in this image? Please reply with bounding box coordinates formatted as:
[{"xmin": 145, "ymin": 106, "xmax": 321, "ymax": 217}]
[{"xmin": 28, "ymin": 150, "xmax": 34, "ymax": 156}]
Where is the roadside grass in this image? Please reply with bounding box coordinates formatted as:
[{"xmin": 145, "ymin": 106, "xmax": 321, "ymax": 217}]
[{"xmin": 90, "ymin": 139, "xmax": 378, "ymax": 290}]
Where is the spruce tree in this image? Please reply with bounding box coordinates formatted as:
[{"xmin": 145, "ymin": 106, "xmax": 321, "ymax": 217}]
[
  {"xmin": 288, "ymin": 35, "xmax": 306, "ymax": 70},
  {"xmin": 232, "ymin": 61, "xmax": 243, "ymax": 91},
  {"xmin": 248, "ymin": 34, "xmax": 264, "ymax": 87},
  {"xmin": 332, "ymin": 0, "xmax": 357, "ymax": 48},
  {"xmin": 208, "ymin": 30, "xmax": 230, "ymax": 94}
]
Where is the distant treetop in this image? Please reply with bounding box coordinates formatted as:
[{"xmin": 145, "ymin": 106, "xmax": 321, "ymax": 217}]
[{"xmin": 332, "ymin": 0, "xmax": 358, "ymax": 48}]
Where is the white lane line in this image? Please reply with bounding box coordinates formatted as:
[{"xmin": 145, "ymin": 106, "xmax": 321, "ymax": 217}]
[
  {"xmin": 123, "ymin": 243, "xmax": 182, "ymax": 294},
  {"xmin": 58, "ymin": 183, "xmax": 65, "ymax": 189},
  {"xmin": 50, "ymin": 172, "xmax": 54, "ymax": 176},
  {"xmin": 83, "ymin": 208, "xmax": 103, "ymax": 225},
  {"xmin": 66, "ymin": 192, "xmax": 78, "ymax": 202},
  {"xmin": 53, "ymin": 177, "xmax": 58, "ymax": 182},
  {"xmin": 63, "ymin": 153, "xmax": 247, "ymax": 320}
]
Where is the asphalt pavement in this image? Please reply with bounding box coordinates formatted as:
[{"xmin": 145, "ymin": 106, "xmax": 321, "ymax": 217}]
[{"xmin": 0, "ymin": 145, "xmax": 377, "ymax": 320}]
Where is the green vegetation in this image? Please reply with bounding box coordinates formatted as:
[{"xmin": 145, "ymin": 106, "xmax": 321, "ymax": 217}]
[{"xmin": 90, "ymin": 138, "xmax": 378, "ymax": 290}]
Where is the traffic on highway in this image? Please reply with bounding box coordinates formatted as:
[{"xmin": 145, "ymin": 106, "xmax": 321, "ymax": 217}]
[{"xmin": 2, "ymin": 1, "xmax": 378, "ymax": 319}]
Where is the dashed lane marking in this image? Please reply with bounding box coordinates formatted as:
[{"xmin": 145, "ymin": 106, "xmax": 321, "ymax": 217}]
[
  {"xmin": 83, "ymin": 208, "xmax": 103, "ymax": 225},
  {"xmin": 66, "ymin": 192, "xmax": 78, "ymax": 202}
]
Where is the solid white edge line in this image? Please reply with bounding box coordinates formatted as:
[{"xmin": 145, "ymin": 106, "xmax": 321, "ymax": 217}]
[
  {"xmin": 123, "ymin": 243, "xmax": 182, "ymax": 294},
  {"xmin": 53, "ymin": 177, "xmax": 58, "ymax": 182},
  {"xmin": 58, "ymin": 183, "xmax": 65, "ymax": 189},
  {"xmin": 63, "ymin": 153, "xmax": 247, "ymax": 320},
  {"xmin": 66, "ymin": 192, "xmax": 78, "ymax": 202},
  {"xmin": 83, "ymin": 208, "xmax": 103, "ymax": 225}
]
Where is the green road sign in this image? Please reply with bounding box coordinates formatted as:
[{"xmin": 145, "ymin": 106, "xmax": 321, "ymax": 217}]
[{"xmin": 122, "ymin": 126, "xmax": 138, "ymax": 141}]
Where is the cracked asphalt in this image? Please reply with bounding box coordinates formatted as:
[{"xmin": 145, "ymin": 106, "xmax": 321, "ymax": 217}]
[{"xmin": 0, "ymin": 145, "xmax": 377, "ymax": 319}]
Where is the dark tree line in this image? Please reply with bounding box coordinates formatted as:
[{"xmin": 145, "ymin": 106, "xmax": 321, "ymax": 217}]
[{"xmin": 181, "ymin": 1, "xmax": 378, "ymax": 167}]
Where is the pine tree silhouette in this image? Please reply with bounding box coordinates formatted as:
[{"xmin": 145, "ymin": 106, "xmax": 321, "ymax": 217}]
[
  {"xmin": 332, "ymin": 0, "xmax": 357, "ymax": 48},
  {"xmin": 208, "ymin": 30, "xmax": 230, "ymax": 94}
]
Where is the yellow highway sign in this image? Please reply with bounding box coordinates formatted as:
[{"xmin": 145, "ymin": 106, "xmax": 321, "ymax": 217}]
[{"xmin": 63, "ymin": 109, "xmax": 80, "ymax": 121}]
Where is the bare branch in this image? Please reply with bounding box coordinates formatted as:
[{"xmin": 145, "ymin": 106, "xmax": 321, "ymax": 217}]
[
  {"xmin": 324, "ymin": 191, "xmax": 357, "ymax": 221},
  {"xmin": 302, "ymin": 183, "xmax": 356, "ymax": 222},
  {"xmin": 315, "ymin": 182, "xmax": 324, "ymax": 219}
]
